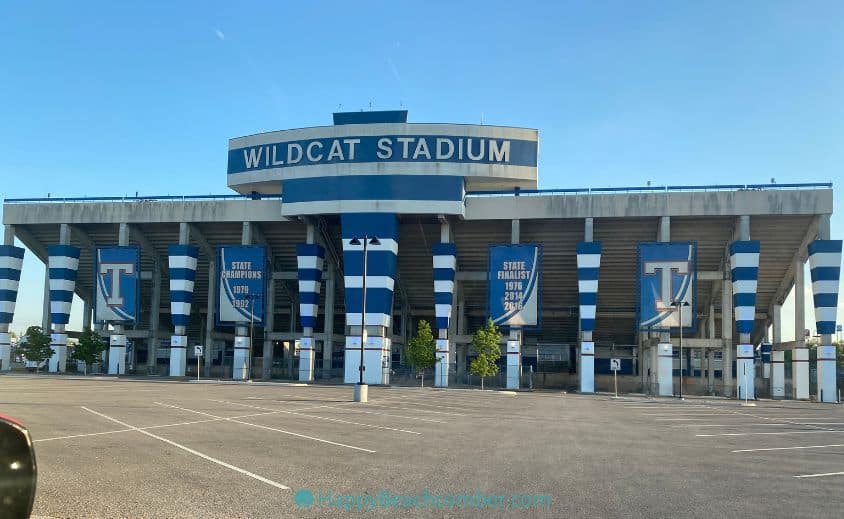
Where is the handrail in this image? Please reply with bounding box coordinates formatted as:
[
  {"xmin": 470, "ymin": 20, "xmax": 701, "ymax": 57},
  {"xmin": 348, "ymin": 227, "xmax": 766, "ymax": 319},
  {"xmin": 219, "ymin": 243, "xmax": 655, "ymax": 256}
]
[
  {"xmin": 465, "ymin": 182, "xmax": 832, "ymax": 197},
  {"xmin": 3, "ymin": 194, "xmax": 284, "ymax": 203}
]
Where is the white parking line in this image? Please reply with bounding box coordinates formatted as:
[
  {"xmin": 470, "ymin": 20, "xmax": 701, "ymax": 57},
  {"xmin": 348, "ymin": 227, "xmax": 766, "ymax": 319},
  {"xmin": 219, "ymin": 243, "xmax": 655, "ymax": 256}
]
[
  {"xmin": 361, "ymin": 403, "xmax": 465, "ymax": 416},
  {"xmin": 733, "ymin": 444, "xmax": 844, "ymax": 453},
  {"xmin": 793, "ymin": 472, "xmax": 844, "ymax": 479},
  {"xmin": 316, "ymin": 405, "xmax": 446, "ymax": 423},
  {"xmin": 697, "ymin": 430, "xmax": 844, "ymax": 437},
  {"xmin": 211, "ymin": 399, "xmax": 420, "ymax": 435},
  {"xmin": 154, "ymin": 402, "xmax": 376, "ymax": 453},
  {"xmin": 81, "ymin": 406, "xmax": 290, "ymax": 490},
  {"xmin": 654, "ymin": 418, "xmax": 711, "ymax": 421}
]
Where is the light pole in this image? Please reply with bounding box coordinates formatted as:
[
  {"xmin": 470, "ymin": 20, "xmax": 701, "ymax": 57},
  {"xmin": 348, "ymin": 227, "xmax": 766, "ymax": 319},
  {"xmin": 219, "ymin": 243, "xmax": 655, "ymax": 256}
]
[
  {"xmin": 349, "ymin": 235, "xmax": 380, "ymax": 403},
  {"xmin": 671, "ymin": 299, "xmax": 690, "ymax": 400}
]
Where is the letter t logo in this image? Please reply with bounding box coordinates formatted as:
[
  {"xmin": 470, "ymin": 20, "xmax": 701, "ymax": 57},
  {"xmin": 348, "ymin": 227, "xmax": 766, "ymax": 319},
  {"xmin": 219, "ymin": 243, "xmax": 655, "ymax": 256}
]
[{"xmin": 100, "ymin": 263, "xmax": 134, "ymax": 306}]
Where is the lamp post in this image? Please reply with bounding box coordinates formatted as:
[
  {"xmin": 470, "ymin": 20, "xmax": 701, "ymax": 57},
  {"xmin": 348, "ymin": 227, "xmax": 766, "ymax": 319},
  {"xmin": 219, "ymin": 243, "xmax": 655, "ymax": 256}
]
[
  {"xmin": 349, "ymin": 235, "xmax": 380, "ymax": 403},
  {"xmin": 671, "ymin": 299, "xmax": 690, "ymax": 400}
]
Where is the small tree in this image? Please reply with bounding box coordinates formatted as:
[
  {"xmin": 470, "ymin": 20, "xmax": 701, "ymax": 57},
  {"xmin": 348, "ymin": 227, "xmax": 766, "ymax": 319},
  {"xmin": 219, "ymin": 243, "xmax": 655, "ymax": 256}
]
[
  {"xmin": 469, "ymin": 318, "xmax": 502, "ymax": 390},
  {"xmin": 71, "ymin": 329, "xmax": 107, "ymax": 375},
  {"xmin": 406, "ymin": 319, "xmax": 437, "ymax": 387},
  {"xmin": 19, "ymin": 326, "xmax": 53, "ymax": 373}
]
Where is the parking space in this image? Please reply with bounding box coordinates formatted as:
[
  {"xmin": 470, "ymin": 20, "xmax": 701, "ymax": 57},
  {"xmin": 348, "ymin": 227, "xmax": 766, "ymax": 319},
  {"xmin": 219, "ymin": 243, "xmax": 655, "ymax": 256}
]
[{"xmin": 2, "ymin": 375, "xmax": 844, "ymax": 518}]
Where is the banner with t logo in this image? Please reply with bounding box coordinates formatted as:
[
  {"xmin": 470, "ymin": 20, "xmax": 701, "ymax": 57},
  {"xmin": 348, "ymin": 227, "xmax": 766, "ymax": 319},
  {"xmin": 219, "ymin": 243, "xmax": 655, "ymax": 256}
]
[
  {"xmin": 95, "ymin": 246, "xmax": 140, "ymax": 324},
  {"xmin": 637, "ymin": 242, "xmax": 697, "ymax": 331}
]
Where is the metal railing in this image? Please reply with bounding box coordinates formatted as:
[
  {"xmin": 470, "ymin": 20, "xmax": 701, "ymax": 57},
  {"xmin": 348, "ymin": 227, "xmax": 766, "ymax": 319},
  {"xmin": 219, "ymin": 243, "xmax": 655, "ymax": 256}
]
[
  {"xmin": 3, "ymin": 193, "xmax": 284, "ymax": 204},
  {"xmin": 465, "ymin": 182, "xmax": 832, "ymax": 198}
]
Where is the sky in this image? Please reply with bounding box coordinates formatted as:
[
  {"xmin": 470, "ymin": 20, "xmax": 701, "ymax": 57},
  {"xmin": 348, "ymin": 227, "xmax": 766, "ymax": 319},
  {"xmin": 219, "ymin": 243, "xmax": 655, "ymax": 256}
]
[{"xmin": 1, "ymin": 1, "xmax": 842, "ymax": 339}]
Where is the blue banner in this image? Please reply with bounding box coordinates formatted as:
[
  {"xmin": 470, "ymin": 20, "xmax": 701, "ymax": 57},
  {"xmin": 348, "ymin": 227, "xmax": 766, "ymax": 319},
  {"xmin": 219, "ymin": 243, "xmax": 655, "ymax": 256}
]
[
  {"xmin": 487, "ymin": 244, "xmax": 542, "ymax": 327},
  {"xmin": 94, "ymin": 246, "xmax": 140, "ymax": 324},
  {"xmin": 637, "ymin": 242, "xmax": 697, "ymax": 331},
  {"xmin": 217, "ymin": 246, "xmax": 266, "ymax": 326}
]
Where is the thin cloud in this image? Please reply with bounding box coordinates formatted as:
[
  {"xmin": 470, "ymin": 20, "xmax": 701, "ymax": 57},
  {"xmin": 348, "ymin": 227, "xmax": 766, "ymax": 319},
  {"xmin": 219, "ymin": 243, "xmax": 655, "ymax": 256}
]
[{"xmin": 215, "ymin": 29, "xmax": 225, "ymax": 41}]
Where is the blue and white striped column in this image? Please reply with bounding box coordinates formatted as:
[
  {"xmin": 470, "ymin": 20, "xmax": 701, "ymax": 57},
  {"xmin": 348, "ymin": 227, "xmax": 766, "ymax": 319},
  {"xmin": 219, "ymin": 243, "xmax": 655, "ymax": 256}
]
[
  {"xmin": 297, "ymin": 243, "xmax": 325, "ymax": 382},
  {"xmin": 0, "ymin": 245, "xmax": 24, "ymax": 371},
  {"xmin": 341, "ymin": 214, "xmax": 398, "ymax": 385},
  {"xmin": 432, "ymin": 243, "xmax": 457, "ymax": 388},
  {"xmin": 730, "ymin": 240, "xmax": 760, "ymax": 400},
  {"xmin": 576, "ymin": 242, "xmax": 601, "ymax": 393},
  {"xmin": 808, "ymin": 239, "xmax": 841, "ymax": 403},
  {"xmin": 48, "ymin": 245, "xmax": 80, "ymax": 373},
  {"xmin": 168, "ymin": 245, "xmax": 198, "ymax": 377}
]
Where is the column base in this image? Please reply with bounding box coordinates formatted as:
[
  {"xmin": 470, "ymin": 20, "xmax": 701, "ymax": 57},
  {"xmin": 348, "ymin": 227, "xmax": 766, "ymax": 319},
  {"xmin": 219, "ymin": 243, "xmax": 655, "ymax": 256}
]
[
  {"xmin": 353, "ymin": 383, "xmax": 368, "ymax": 403},
  {"xmin": 343, "ymin": 336, "xmax": 390, "ymax": 385},
  {"xmin": 169, "ymin": 336, "xmax": 187, "ymax": 377},
  {"xmin": 298, "ymin": 337, "xmax": 315, "ymax": 382},
  {"xmin": 579, "ymin": 341, "xmax": 595, "ymax": 393},
  {"xmin": 817, "ymin": 345, "xmax": 838, "ymax": 403},
  {"xmin": 233, "ymin": 336, "xmax": 250, "ymax": 380},
  {"xmin": 435, "ymin": 339, "xmax": 449, "ymax": 387},
  {"xmin": 49, "ymin": 333, "xmax": 68, "ymax": 373},
  {"xmin": 736, "ymin": 344, "xmax": 755, "ymax": 400},
  {"xmin": 506, "ymin": 339, "xmax": 521, "ymax": 390},
  {"xmin": 657, "ymin": 343, "xmax": 673, "ymax": 396},
  {"xmin": 771, "ymin": 350, "xmax": 785, "ymax": 398},
  {"xmin": 792, "ymin": 348, "xmax": 810, "ymax": 400},
  {"xmin": 108, "ymin": 346, "xmax": 125, "ymax": 375},
  {"xmin": 0, "ymin": 332, "xmax": 11, "ymax": 371}
]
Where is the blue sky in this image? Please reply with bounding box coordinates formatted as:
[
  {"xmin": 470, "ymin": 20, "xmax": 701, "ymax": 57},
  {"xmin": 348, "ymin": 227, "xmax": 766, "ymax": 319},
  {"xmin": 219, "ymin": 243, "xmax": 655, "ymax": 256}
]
[{"xmin": 1, "ymin": 1, "xmax": 842, "ymax": 337}]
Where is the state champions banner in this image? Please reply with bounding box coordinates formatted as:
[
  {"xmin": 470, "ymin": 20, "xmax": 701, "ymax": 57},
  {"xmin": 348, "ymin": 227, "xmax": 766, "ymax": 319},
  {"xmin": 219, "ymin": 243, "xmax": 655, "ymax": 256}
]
[
  {"xmin": 94, "ymin": 246, "xmax": 140, "ymax": 324},
  {"xmin": 216, "ymin": 245, "xmax": 266, "ymax": 326},
  {"xmin": 637, "ymin": 242, "xmax": 697, "ymax": 331},
  {"xmin": 487, "ymin": 244, "xmax": 542, "ymax": 327}
]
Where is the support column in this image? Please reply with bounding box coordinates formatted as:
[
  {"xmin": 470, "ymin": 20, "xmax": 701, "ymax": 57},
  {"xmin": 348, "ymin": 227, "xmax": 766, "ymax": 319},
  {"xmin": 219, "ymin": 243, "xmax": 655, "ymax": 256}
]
[
  {"xmin": 0, "ymin": 233, "xmax": 24, "ymax": 371},
  {"xmin": 771, "ymin": 304, "xmax": 785, "ymax": 398},
  {"xmin": 657, "ymin": 343, "xmax": 673, "ymax": 396},
  {"xmin": 167, "ymin": 239, "xmax": 198, "ymax": 377},
  {"xmin": 233, "ymin": 222, "xmax": 252, "ymax": 380},
  {"xmin": 707, "ymin": 305, "xmax": 715, "ymax": 391},
  {"xmin": 730, "ymin": 234, "xmax": 759, "ymax": 400},
  {"xmin": 808, "ymin": 236, "xmax": 841, "ymax": 403},
  {"xmin": 149, "ymin": 261, "xmax": 161, "ymax": 375},
  {"xmin": 792, "ymin": 256, "xmax": 809, "ymax": 399},
  {"xmin": 506, "ymin": 218, "xmax": 522, "ymax": 390},
  {"xmin": 204, "ymin": 258, "xmax": 215, "ymax": 378},
  {"xmin": 106, "ymin": 223, "xmax": 130, "ymax": 375},
  {"xmin": 297, "ymin": 239, "xmax": 324, "ymax": 382},
  {"xmin": 262, "ymin": 276, "xmax": 275, "ymax": 380},
  {"xmin": 322, "ymin": 264, "xmax": 335, "ymax": 379},
  {"xmin": 433, "ymin": 231, "xmax": 456, "ymax": 388},
  {"xmin": 48, "ymin": 231, "xmax": 80, "ymax": 374},
  {"xmin": 721, "ymin": 273, "xmax": 733, "ymax": 396},
  {"xmin": 576, "ymin": 234, "xmax": 601, "ymax": 394}
]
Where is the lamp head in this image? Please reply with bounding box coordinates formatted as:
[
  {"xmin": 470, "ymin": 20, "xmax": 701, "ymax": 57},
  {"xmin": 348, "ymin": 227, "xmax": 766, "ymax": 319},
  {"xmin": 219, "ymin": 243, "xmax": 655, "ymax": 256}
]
[
  {"xmin": 349, "ymin": 237, "xmax": 361, "ymax": 246},
  {"xmin": 369, "ymin": 237, "xmax": 381, "ymax": 246}
]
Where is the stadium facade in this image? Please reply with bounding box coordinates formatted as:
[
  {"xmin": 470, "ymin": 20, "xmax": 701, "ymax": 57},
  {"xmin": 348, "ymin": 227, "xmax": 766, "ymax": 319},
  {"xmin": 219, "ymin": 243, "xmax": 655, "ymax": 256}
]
[{"xmin": 1, "ymin": 110, "xmax": 840, "ymax": 400}]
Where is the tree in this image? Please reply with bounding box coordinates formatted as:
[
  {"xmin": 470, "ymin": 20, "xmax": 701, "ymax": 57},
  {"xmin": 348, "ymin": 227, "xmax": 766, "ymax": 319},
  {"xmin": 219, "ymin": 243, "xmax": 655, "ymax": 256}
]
[
  {"xmin": 406, "ymin": 319, "xmax": 437, "ymax": 388},
  {"xmin": 71, "ymin": 329, "xmax": 107, "ymax": 375},
  {"xmin": 18, "ymin": 326, "xmax": 53, "ymax": 373},
  {"xmin": 469, "ymin": 318, "xmax": 502, "ymax": 390}
]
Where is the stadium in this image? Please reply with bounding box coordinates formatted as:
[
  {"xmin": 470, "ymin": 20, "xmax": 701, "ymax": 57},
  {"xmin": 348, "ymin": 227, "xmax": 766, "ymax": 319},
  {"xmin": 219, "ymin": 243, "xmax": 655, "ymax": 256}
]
[{"xmin": 1, "ymin": 110, "xmax": 840, "ymax": 401}]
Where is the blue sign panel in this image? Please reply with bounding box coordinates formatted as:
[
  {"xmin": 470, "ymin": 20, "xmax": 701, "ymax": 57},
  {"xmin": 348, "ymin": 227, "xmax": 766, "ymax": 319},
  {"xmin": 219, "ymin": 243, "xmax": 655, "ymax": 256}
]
[
  {"xmin": 487, "ymin": 244, "xmax": 542, "ymax": 327},
  {"xmin": 94, "ymin": 246, "xmax": 140, "ymax": 324},
  {"xmin": 217, "ymin": 246, "xmax": 266, "ymax": 326},
  {"xmin": 637, "ymin": 242, "xmax": 697, "ymax": 331}
]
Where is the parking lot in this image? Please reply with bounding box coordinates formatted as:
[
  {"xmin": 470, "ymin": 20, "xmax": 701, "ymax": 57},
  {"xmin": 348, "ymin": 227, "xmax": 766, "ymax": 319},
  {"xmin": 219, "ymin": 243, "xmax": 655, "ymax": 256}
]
[{"xmin": 1, "ymin": 375, "xmax": 843, "ymax": 518}]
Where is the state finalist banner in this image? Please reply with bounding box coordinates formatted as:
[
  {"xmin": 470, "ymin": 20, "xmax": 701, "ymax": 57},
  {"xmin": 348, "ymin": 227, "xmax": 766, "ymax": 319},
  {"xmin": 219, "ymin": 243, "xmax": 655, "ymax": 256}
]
[
  {"xmin": 217, "ymin": 245, "xmax": 266, "ymax": 326},
  {"xmin": 487, "ymin": 244, "xmax": 542, "ymax": 327},
  {"xmin": 95, "ymin": 246, "xmax": 140, "ymax": 324}
]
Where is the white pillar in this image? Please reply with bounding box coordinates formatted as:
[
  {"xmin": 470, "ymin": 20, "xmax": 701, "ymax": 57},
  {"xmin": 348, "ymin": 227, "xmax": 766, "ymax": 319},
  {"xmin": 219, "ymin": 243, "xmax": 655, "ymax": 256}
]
[
  {"xmin": 771, "ymin": 350, "xmax": 785, "ymax": 398},
  {"xmin": 108, "ymin": 327, "xmax": 126, "ymax": 375},
  {"xmin": 298, "ymin": 335, "xmax": 315, "ymax": 382},
  {"xmin": 657, "ymin": 343, "xmax": 673, "ymax": 396},
  {"xmin": 816, "ymin": 346, "xmax": 837, "ymax": 403},
  {"xmin": 0, "ymin": 332, "xmax": 10, "ymax": 371},
  {"xmin": 169, "ymin": 335, "xmax": 187, "ymax": 377},
  {"xmin": 322, "ymin": 266, "xmax": 335, "ymax": 379},
  {"xmin": 736, "ymin": 344, "xmax": 755, "ymax": 400},
  {"xmin": 579, "ymin": 341, "xmax": 595, "ymax": 393},
  {"xmin": 233, "ymin": 325, "xmax": 250, "ymax": 380},
  {"xmin": 506, "ymin": 330, "xmax": 521, "ymax": 390},
  {"xmin": 721, "ymin": 277, "xmax": 733, "ymax": 396},
  {"xmin": 792, "ymin": 258, "xmax": 809, "ymax": 399}
]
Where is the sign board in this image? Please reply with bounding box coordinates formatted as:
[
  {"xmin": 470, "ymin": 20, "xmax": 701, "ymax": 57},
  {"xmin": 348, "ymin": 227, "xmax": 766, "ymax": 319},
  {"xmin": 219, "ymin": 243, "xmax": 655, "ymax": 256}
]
[
  {"xmin": 216, "ymin": 246, "xmax": 266, "ymax": 326},
  {"xmin": 610, "ymin": 358, "xmax": 621, "ymax": 371},
  {"xmin": 637, "ymin": 242, "xmax": 697, "ymax": 331},
  {"xmin": 194, "ymin": 345, "xmax": 203, "ymax": 356},
  {"xmin": 838, "ymin": 324, "xmax": 842, "ymax": 332},
  {"xmin": 94, "ymin": 246, "xmax": 140, "ymax": 324},
  {"xmin": 487, "ymin": 244, "xmax": 542, "ymax": 327}
]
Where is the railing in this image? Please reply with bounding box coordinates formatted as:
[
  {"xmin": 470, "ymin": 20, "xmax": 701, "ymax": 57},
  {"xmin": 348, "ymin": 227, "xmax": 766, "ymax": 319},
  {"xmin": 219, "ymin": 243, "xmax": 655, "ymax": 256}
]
[
  {"xmin": 3, "ymin": 193, "xmax": 284, "ymax": 204},
  {"xmin": 465, "ymin": 182, "xmax": 832, "ymax": 197}
]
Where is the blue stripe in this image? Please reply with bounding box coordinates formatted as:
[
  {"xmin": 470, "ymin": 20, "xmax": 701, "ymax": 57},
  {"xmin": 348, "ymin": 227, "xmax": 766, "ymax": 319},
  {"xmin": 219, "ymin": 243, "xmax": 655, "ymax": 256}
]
[
  {"xmin": 0, "ymin": 245, "xmax": 24, "ymax": 259},
  {"xmin": 733, "ymin": 293, "xmax": 757, "ymax": 307},
  {"xmin": 170, "ymin": 291, "xmax": 194, "ymax": 303},
  {"xmin": 344, "ymin": 288, "xmax": 394, "ymax": 314},
  {"xmin": 343, "ymin": 251, "xmax": 397, "ymax": 277},
  {"xmin": 172, "ymin": 315, "xmax": 190, "ymax": 327},
  {"xmin": 286, "ymin": 175, "xmax": 464, "ymax": 203},
  {"xmin": 341, "ymin": 213, "xmax": 399, "ymax": 240},
  {"xmin": 50, "ymin": 290, "xmax": 74, "ymax": 303},
  {"xmin": 736, "ymin": 321, "xmax": 754, "ymax": 334},
  {"xmin": 577, "ymin": 267, "xmax": 599, "ymax": 281},
  {"xmin": 433, "ymin": 267, "xmax": 455, "ymax": 281},
  {"xmin": 434, "ymin": 293, "xmax": 453, "ymax": 305},
  {"xmin": 576, "ymin": 242, "xmax": 601, "ymax": 255},
  {"xmin": 0, "ymin": 268, "xmax": 21, "ymax": 281},
  {"xmin": 296, "ymin": 243, "xmax": 326, "ymax": 258},
  {"xmin": 0, "ymin": 312, "xmax": 13, "ymax": 324},
  {"xmin": 51, "ymin": 313, "xmax": 70, "ymax": 325},
  {"xmin": 48, "ymin": 245, "xmax": 80, "ymax": 259},
  {"xmin": 808, "ymin": 240, "xmax": 843, "ymax": 255},
  {"xmin": 297, "ymin": 268, "xmax": 323, "ymax": 281},
  {"xmin": 729, "ymin": 240, "xmax": 760, "ymax": 254},
  {"xmin": 299, "ymin": 292, "xmax": 320, "ymax": 305},
  {"xmin": 49, "ymin": 268, "xmax": 78, "ymax": 281},
  {"xmin": 436, "ymin": 316, "xmax": 449, "ymax": 330},
  {"xmin": 817, "ymin": 322, "xmax": 837, "ymax": 335},
  {"xmin": 810, "ymin": 267, "xmax": 841, "ymax": 281},
  {"xmin": 168, "ymin": 244, "xmax": 199, "ymax": 258},
  {"xmin": 432, "ymin": 243, "xmax": 457, "ymax": 256},
  {"xmin": 0, "ymin": 289, "xmax": 18, "ymax": 301},
  {"xmin": 580, "ymin": 318, "xmax": 595, "ymax": 332},
  {"xmin": 814, "ymin": 293, "xmax": 839, "ymax": 308},
  {"xmin": 731, "ymin": 267, "xmax": 759, "ymax": 281},
  {"xmin": 579, "ymin": 293, "xmax": 597, "ymax": 305},
  {"xmin": 333, "ymin": 110, "xmax": 408, "ymax": 125},
  {"xmin": 169, "ymin": 268, "xmax": 196, "ymax": 281},
  {"xmin": 301, "ymin": 316, "xmax": 317, "ymax": 328}
]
